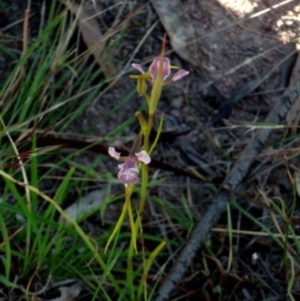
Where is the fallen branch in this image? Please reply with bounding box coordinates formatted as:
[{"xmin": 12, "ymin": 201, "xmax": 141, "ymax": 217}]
[{"xmin": 154, "ymin": 61, "xmax": 300, "ymax": 301}]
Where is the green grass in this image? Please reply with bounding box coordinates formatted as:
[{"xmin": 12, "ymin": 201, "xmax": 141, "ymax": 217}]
[
  {"xmin": 1, "ymin": 0, "xmax": 300, "ymax": 300},
  {"xmin": 0, "ymin": 1, "xmax": 166, "ymax": 300}
]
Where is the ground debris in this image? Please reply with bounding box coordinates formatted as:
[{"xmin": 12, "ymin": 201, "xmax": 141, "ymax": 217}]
[
  {"xmin": 286, "ymin": 52, "xmax": 300, "ymax": 134},
  {"xmin": 61, "ymin": 0, "xmax": 113, "ymax": 78},
  {"xmin": 151, "ymin": 0, "xmax": 212, "ymax": 70},
  {"xmin": 46, "ymin": 284, "xmax": 81, "ymax": 301}
]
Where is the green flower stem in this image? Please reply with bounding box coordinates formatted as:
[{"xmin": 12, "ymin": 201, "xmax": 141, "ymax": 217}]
[
  {"xmin": 150, "ymin": 113, "xmax": 164, "ymax": 154},
  {"xmin": 143, "ymin": 114, "xmax": 154, "ymax": 152},
  {"xmin": 126, "ymin": 241, "xmax": 135, "ymax": 300},
  {"xmin": 127, "ymin": 191, "xmax": 137, "ymax": 252},
  {"xmin": 139, "ymin": 164, "xmax": 149, "ymax": 216},
  {"xmin": 126, "ymin": 108, "xmax": 155, "ymax": 299},
  {"xmin": 127, "ymin": 36, "xmax": 167, "ymax": 298},
  {"xmin": 139, "ymin": 113, "xmax": 154, "ymax": 215},
  {"xmin": 137, "ymin": 240, "xmax": 167, "ymax": 300},
  {"xmin": 104, "ymin": 184, "xmax": 134, "ymax": 253}
]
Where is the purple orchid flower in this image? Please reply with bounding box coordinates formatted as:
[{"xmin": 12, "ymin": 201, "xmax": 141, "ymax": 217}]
[
  {"xmin": 108, "ymin": 147, "xmax": 151, "ymax": 186},
  {"xmin": 132, "ymin": 57, "xmax": 189, "ymax": 84}
]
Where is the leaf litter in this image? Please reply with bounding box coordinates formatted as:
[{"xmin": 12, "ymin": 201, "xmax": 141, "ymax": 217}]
[
  {"xmin": 1, "ymin": 0, "xmax": 300, "ymax": 299},
  {"xmin": 61, "ymin": 0, "xmax": 113, "ymax": 78}
]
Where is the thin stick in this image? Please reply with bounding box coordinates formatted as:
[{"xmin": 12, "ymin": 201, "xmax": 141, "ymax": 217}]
[{"xmin": 154, "ymin": 70, "xmax": 300, "ymax": 301}]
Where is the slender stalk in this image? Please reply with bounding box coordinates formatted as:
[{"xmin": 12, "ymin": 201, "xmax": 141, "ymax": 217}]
[
  {"xmin": 124, "ymin": 34, "xmax": 188, "ymax": 299},
  {"xmin": 105, "ymin": 185, "xmax": 134, "ymax": 253},
  {"xmin": 126, "ymin": 110, "xmax": 154, "ymax": 299},
  {"xmin": 139, "ymin": 113, "xmax": 154, "ymax": 214},
  {"xmin": 126, "ymin": 242, "xmax": 135, "ymax": 300},
  {"xmin": 139, "ymin": 164, "xmax": 149, "ymax": 216}
]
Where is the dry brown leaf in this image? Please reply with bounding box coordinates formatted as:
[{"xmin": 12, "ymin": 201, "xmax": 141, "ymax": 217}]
[
  {"xmin": 151, "ymin": 0, "xmax": 210, "ymax": 70},
  {"xmin": 63, "ymin": 1, "xmax": 113, "ymax": 78},
  {"xmin": 286, "ymin": 52, "xmax": 300, "ymax": 134}
]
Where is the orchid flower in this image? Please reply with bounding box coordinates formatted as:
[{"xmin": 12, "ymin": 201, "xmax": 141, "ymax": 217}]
[
  {"xmin": 132, "ymin": 57, "xmax": 189, "ymax": 84},
  {"xmin": 108, "ymin": 147, "xmax": 151, "ymax": 186}
]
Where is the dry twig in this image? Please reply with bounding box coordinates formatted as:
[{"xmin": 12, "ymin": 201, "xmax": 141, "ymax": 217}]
[{"xmin": 154, "ymin": 55, "xmax": 300, "ymax": 301}]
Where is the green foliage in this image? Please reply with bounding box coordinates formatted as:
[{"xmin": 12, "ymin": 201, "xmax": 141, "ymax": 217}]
[
  {"xmin": 0, "ymin": 1, "xmax": 165, "ymax": 300},
  {"xmin": 2, "ymin": 1, "xmax": 298, "ymax": 300}
]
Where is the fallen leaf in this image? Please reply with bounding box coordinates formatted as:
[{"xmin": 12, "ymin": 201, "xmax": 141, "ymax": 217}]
[
  {"xmin": 62, "ymin": 1, "xmax": 113, "ymax": 78},
  {"xmin": 151, "ymin": 0, "xmax": 211, "ymax": 70}
]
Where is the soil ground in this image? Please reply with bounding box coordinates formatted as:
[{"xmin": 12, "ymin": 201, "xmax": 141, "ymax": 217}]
[{"xmin": 1, "ymin": 0, "xmax": 300, "ymax": 300}]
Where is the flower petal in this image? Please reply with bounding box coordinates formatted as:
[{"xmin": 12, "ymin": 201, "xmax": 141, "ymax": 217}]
[
  {"xmin": 117, "ymin": 162, "xmax": 138, "ymax": 173},
  {"xmin": 118, "ymin": 167, "xmax": 139, "ymax": 185},
  {"xmin": 171, "ymin": 69, "xmax": 189, "ymax": 82},
  {"xmin": 149, "ymin": 57, "xmax": 171, "ymax": 82},
  {"xmin": 135, "ymin": 150, "xmax": 151, "ymax": 164},
  {"xmin": 108, "ymin": 147, "xmax": 121, "ymax": 160},
  {"xmin": 132, "ymin": 63, "xmax": 145, "ymax": 74}
]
